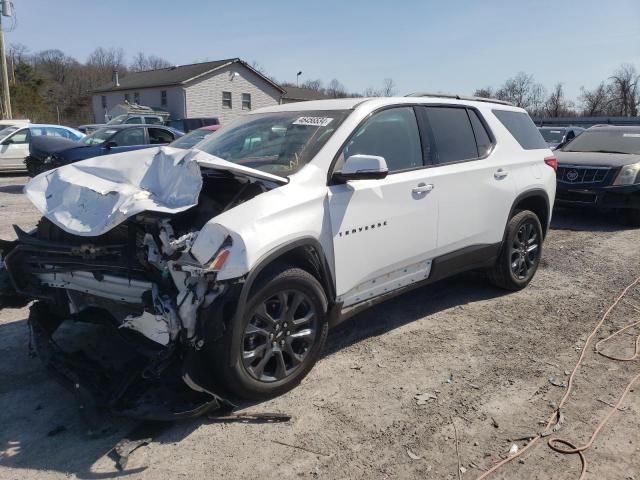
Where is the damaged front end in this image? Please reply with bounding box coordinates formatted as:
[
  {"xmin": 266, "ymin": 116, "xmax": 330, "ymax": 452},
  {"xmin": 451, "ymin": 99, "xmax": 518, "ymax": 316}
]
[{"xmin": 1, "ymin": 148, "xmax": 284, "ymax": 420}]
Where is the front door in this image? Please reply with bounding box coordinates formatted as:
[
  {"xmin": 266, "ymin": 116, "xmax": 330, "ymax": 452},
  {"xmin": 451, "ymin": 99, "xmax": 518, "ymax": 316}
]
[
  {"xmin": 0, "ymin": 128, "xmax": 30, "ymax": 170},
  {"xmin": 328, "ymin": 107, "xmax": 438, "ymax": 307}
]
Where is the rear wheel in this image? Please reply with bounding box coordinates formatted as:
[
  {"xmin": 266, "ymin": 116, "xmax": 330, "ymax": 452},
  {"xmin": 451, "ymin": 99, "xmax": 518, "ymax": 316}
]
[
  {"xmin": 489, "ymin": 210, "xmax": 543, "ymax": 290},
  {"xmin": 210, "ymin": 266, "xmax": 328, "ymax": 400}
]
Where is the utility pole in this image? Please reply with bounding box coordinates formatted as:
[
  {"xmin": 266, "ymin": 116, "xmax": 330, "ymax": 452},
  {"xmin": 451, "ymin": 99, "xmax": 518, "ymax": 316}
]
[{"xmin": 0, "ymin": 0, "xmax": 12, "ymax": 119}]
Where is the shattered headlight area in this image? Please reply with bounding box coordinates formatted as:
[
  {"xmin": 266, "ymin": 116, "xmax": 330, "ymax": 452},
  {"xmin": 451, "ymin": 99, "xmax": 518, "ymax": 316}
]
[{"xmin": 6, "ymin": 216, "xmax": 238, "ymax": 420}]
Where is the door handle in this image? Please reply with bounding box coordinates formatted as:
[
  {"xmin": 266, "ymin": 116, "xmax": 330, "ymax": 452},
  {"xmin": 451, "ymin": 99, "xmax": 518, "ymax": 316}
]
[
  {"xmin": 412, "ymin": 183, "xmax": 434, "ymax": 194},
  {"xmin": 494, "ymin": 168, "xmax": 509, "ymax": 180}
]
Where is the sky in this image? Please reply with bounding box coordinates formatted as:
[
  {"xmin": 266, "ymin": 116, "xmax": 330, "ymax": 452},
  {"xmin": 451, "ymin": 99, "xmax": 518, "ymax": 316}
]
[{"xmin": 5, "ymin": 0, "xmax": 640, "ymax": 101}]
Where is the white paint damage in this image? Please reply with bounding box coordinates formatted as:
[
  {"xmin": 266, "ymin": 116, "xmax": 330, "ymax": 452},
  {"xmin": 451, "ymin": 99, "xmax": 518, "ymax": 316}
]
[{"xmin": 24, "ymin": 146, "xmax": 286, "ymax": 237}]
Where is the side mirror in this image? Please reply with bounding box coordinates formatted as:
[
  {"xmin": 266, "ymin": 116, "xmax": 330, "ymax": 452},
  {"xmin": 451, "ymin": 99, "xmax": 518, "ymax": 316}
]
[
  {"xmin": 2, "ymin": 138, "xmax": 13, "ymax": 145},
  {"xmin": 104, "ymin": 141, "xmax": 117, "ymax": 149},
  {"xmin": 333, "ymin": 154, "xmax": 389, "ymax": 182}
]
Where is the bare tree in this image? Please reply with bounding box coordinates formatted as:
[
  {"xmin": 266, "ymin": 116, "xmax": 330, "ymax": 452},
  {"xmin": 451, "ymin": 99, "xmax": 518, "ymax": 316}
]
[
  {"xmin": 579, "ymin": 82, "xmax": 611, "ymax": 116},
  {"xmin": 473, "ymin": 87, "xmax": 494, "ymax": 98},
  {"xmin": 363, "ymin": 86, "xmax": 381, "ymax": 97},
  {"xmin": 607, "ymin": 64, "xmax": 639, "ymax": 116},
  {"xmin": 301, "ymin": 79, "xmax": 323, "ymax": 92},
  {"xmin": 381, "ymin": 78, "xmax": 396, "ymax": 96},
  {"xmin": 529, "ymin": 83, "xmax": 548, "ymax": 116},
  {"xmin": 495, "ymin": 72, "xmax": 536, "ymax": 109},
  {"xmin": 326, "ymin": 79, "xmax": 347, "ymax": 98},
  {"xmin": 130, "ymin": 52, "xmax": 172, "ymax": 72}
]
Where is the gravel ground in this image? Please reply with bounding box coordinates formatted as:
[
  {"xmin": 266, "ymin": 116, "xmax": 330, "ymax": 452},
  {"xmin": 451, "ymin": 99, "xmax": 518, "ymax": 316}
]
[{"xmin": 0, "ymin": 172, "xmax": 639, "ymax": 480}]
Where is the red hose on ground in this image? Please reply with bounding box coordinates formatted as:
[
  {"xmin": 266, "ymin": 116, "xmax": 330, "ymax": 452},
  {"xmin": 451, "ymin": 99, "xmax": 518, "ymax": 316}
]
[{"xmin": 475, "ymin": 275, "xmax": 640, "ymax": 480}]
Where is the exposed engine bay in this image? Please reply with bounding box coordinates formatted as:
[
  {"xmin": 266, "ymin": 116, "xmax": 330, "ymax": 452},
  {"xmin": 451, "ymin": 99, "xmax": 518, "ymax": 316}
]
[{"xmin": 0, "ymin": 149, "xmax": 283, "ymax": 420}]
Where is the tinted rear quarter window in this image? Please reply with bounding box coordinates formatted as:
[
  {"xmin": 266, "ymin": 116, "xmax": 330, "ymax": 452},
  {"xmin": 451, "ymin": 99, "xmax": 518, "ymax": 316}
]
[
  {"xmin": 424, "ymin": 106, "xmax": 478, "ymax": 164},
  {"xmin": 493, "ymin": 110, "xmax": 547, "ymax": 150},
  {"xmin": 468, "ymin": 110, "xmax": 493, "ymax": 156}
]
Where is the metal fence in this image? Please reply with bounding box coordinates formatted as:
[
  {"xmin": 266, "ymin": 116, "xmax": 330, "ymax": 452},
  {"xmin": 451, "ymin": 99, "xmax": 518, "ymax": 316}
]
[{"xmin": 533, "ymin": 116, "xmax": 640, "ymax": 127}]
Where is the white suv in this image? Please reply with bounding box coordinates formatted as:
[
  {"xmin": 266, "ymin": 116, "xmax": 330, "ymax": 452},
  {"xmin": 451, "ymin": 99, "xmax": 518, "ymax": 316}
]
[{"xmin": 0, "ymin": 96, "xmax": 556, "ymax": 413}]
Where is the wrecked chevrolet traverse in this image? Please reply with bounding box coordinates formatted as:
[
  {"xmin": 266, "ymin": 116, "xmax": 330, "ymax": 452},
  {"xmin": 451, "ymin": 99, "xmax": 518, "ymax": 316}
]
[{"xmin": 0, "ymin": 98, "xmax": 555, "ymax": 419}]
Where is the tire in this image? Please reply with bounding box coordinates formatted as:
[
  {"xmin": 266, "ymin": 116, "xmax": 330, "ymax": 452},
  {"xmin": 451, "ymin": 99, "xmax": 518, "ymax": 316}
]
[
  {"xmin": 25, "ymin": 156, "xmax": 41, "ymax": 177},
  {"xmin": 489, "ymin": 210, "xmax": 543, "ymax": 291},
  {"xmin": 210, "ymin": 266, "xmax": 329, "ymax": 401}
]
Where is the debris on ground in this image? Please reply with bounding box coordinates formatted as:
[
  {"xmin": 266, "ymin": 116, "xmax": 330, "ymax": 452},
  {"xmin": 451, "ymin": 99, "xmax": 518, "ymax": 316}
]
[
  {"xmin": 548, "ymin": 376, "xmax": 567, "ymax": 388},
  {"xmin": 414, "ymin": 392, "xmax": 437, "ymax": 405},
  {"xmin": 508, "ymin": 444, "xmax": 519, "ymax": 456},
  {"xmin": 406, "ymin": 447, "xmax": 422, "ymax": 460}
]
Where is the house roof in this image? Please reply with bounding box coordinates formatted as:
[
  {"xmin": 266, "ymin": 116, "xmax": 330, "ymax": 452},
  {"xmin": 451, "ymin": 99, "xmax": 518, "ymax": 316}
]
[
  {"xmin": 281, "ymin": 86, "xmax": 330, "ymax": 101},
  {"xmin": 91, "ymin": 58, "xmax": 285, "ymax": 94}
]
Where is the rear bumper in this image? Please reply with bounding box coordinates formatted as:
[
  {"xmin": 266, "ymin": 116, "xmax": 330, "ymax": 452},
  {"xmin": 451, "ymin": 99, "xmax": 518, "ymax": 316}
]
[{"xmin": 555, "ymin": 183, "xmax": 640, "ymax": 210}]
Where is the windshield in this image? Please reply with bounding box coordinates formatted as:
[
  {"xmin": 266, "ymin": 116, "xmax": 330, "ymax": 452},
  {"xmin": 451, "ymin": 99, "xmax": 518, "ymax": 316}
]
[
  {"xmin": 170, "ymin": 128, "xmax": 216, "ymax": 150},
  {"xmin": 82, "ymin": 128, "xmax": 117, "ymax": 145},
  {"xmin": 107, "ymin": 114, "xmax": 128, "ymax": 125},
  {"xmin": 539, "ymin": 128, "xmax": 565, "ymax": 144},
  {"xmin": 196, "ymin": 110, "xmax": 351, "ymax": 176},
  {"xmin": 561, "ymin": 129, "xmax": 640, "ymax": 154}
]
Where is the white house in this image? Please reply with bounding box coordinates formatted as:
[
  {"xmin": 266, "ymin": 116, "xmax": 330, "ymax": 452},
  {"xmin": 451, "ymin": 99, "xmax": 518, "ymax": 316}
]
[{"xmin": 91, "ymin": 58, "xmax": 288, "ymax": 124}]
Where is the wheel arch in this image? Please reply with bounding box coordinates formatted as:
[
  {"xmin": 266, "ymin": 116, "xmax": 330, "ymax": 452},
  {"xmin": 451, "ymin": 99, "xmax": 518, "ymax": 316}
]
[
  {"xmin": 509, "ymin": 189, "xmax": 551, "ymax": 237},
  {"xmin": 233, "ymin": 237, "xmax": 338, "ymax": 328}
]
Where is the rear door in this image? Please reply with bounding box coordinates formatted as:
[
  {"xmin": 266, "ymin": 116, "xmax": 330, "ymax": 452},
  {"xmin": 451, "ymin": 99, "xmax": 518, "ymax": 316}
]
[
  {"xmin": 416, "ymin": 105, "xmax": 517, "ymax": 256},
  {"xmin": 328, "ymin": 106, "xmax": 438, "ymax": 306},
  {"xmin": 148, "ymin": 127, "xmax": 176, "ymax": 145}
]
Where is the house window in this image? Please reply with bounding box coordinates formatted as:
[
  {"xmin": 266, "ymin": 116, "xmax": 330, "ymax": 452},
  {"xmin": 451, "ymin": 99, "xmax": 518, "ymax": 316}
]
[
  {"xmin": 161, "ymin": 90, "xmax": 167, "ymax": 106},
  {"xmin": 134, "ymin": 92, "xmax": 140, "ymax": 104},
  {"xmin": 222, "ymin": 91, "xmax": 232, "ymax": 109},
  {"xmin": 124, "ymin": 93, "xmax": 130, "ymax": 102},
  {"xmin": 242, "ymin": 93, "xmax": 251, "ymax": 110},
  {"xmin": 101, "ymin": 95, "xmax": 107, "ymax": 109}
]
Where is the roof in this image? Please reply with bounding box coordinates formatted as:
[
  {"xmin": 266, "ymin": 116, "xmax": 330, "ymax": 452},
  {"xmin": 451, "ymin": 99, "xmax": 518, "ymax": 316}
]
[
  {"xmin": 406, "ymin": 92, "xmax": 513, "ymax": 106},
  {"xmin": 281, "ymin": 86, "xmax": 330, "ymax": 101},
  {"xmin": 254, "ymin": 96, "xmax": 526, "ymax": 115},
  {"xmin": 91, "ymin": 58, "xmax": 285, "ymax": 94}
]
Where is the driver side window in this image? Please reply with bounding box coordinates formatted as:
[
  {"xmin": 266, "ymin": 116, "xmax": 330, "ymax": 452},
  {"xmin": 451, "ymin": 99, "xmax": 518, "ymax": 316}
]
[
  {"xmin": 339, "ymin": 107, "xmax": 423, "ymax": 173},
  {"xmin": 111, "ymin": 128, "xmax": 145, "ymax": 146}
]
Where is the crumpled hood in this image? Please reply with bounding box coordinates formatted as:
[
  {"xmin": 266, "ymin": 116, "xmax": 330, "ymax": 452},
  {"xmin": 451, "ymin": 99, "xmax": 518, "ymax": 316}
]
[
  {"xmin": 29, "ymin": 135, "xmax": 85, "ymax": 158},
  {"xmin": 25, "ymin": 147, "xmax": 202, "ymax": 236},
  {"xmin": 24, "ymin": 147, "xmax": 287, "ymax": 237}
]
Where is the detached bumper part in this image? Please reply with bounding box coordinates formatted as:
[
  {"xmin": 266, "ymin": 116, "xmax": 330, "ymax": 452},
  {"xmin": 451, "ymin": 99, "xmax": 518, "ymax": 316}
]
[{"xmin": 28, "ymin": 302, "xmax": 232, "ymax": 421}]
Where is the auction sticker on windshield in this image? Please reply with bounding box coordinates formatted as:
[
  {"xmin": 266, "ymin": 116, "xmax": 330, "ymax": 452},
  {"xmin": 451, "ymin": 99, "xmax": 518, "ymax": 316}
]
[{"xmin": 293, "ymin": 117, "xmax": 334, "ymax": 127}]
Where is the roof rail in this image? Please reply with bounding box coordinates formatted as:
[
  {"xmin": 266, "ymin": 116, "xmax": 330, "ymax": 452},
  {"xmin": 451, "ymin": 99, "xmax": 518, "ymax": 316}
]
[{"xmin": 405, "ymin": 92, "xmax": 513, "ymax": 106}]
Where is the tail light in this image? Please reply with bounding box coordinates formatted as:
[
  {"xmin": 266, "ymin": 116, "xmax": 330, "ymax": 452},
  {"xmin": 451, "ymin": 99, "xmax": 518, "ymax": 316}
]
[{"xmin": 544, "ymin": 156, "xmax": 557, "ymax": 172}]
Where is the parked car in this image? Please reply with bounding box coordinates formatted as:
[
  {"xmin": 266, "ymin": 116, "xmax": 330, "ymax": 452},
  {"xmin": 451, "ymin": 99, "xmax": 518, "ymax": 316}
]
[
  {"xmin": 169, "ymin": 125, "xmax": 222, "ymax": 149},
  {"xmin": 25, "ymin": 124, "xmax": 183, "ymax": 176},
  {"xmin": 168, "ymin": 117, "xmax": 220, "ymax": 133},
  {"xmin": 0, "ymin": 96, "xmax": 555, "ymax": 417},
  {"xmin": 538, "ymin": 126, "xmax": 585, "ymax": 150},
  {"xmin": 0, "ymin": 124, "xmax": 85, "ymax": 172},
  {"xmin": 78, "ymin": 113, "xmax": 168, "ymax": 134},
  {"xmin": 554, "ymin": 125, "xmax": 640, "ymax": 224}
]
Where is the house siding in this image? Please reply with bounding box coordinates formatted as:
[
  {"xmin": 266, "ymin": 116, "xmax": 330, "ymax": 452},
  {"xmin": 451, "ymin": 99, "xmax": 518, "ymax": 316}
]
[
  {"xmin": 184, "ymin": 64, "xmax": 282, "ymax": 124},
  {"xmin": 91, "ymin": 86, "xmax": 185, "ymax": 123}
]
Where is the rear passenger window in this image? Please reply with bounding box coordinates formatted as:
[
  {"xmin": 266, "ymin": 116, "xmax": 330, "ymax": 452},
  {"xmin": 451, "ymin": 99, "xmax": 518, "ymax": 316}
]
[
  {"xmin": 468, "ymin": 110, "xmax": 493, "ymax": 156},
  {"xmin": 424, "ymin": 107, "xmax": 478, "ymax": 164},
  {"xmin": 493, "ymin": 110, "xmax": 547, "ymax": 150}
]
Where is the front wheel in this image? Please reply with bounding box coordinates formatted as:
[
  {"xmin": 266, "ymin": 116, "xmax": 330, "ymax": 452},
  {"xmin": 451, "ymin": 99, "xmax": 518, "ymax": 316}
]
[
  {"xmin": 210, "ymin": 266, "xmax": 328, "ymax": 401},
  {"xmin": 489, "ymin": 210, "xmax": 543, "ymax": 291}
]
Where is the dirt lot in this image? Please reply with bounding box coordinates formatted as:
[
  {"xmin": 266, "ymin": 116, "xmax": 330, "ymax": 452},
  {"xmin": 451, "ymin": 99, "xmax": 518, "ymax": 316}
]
[{"xmin": 0, "ymin": 172, "xmax": 639, "ymax": 480}]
